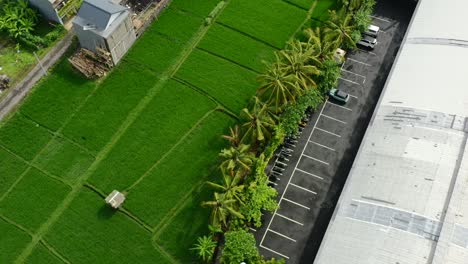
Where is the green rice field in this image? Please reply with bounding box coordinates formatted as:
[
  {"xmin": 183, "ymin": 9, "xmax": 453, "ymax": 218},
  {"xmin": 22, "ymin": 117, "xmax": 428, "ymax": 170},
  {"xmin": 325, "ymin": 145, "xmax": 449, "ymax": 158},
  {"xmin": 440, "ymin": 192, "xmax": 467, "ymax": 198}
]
[{"xmin": 0, "ymin": 0, "xmax": 326, "ymax": 262}]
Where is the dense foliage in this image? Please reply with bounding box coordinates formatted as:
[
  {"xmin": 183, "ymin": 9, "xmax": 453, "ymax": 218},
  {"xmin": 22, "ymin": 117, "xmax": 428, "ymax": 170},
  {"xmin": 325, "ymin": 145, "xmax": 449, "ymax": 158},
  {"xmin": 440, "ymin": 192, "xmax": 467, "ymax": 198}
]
[
  {"xmin": 222, "ymin": 230, "xmax": 259, "ymax": 263},
  {"xmin": 0, "ymin": 0, "xmax": 64, "ymax": 50},
  {"xmin": 196, "ymin": 0, "xmax": 377, "ymax": 263}
]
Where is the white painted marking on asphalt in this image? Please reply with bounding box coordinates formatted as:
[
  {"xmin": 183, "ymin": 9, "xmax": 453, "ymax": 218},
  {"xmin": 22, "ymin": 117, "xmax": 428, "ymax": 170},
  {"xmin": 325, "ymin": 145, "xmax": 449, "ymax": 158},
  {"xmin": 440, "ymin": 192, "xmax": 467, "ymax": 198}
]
[
  {"xmin": 250, "ymin": 227, "xmax": 257, "ymax": 232},
  {"xmin": 357, "ymin": 49, "xmax": 377, "ymax": 56},
  {"xmin": 309, "ymin": 140, "xmax": 335, "ymax": 151},
  {"xmin": 321, "ymin": 114, "xmax": 347, "ymax": 124},
  {"xmin": 268, "ymin": 228, "xmax": 297, "ymax": 242},
  {"xmin": 371, "ymin": 15, "xmax": 392, "ymax": 23},
  {"xmin": 342, "ymin": 69, "xmax": 366, "ymax": 79},
  {"xmin": 348, "ymin": 94, "xmax": 358, "ymax": 99},
  {"xmin": 260, "ymin": 102, "xmax": 327, "ymax": 247},
  {"xmin": 283, "ymin": 198, "xmax": 310, "ymax": 210},
  {"xmin": 295, "ymin": 168, "xmax": 324, "ymax": 180},
  {"xmin": 269, "ymin": 181, "xmax": 278, "ymax": 186},
  {"xmin": 348, "ymin": 58, "xmax": 371, "ymax": 67},
  {"xmin": 339, "ymin": 77, "xmax": 360, "ymax": 85},
  {"xmin": 290, "ymin": 183, "xmax": 317, "ymax": 195},
  {"xmin": 326, "ymin": 101, "xmax": 352, "ymax": 111},
  {"xmin": 276, "ymin": 213, "xmax": 304, "ymax": 226},
  {"xmin": 315, "ymin": 127, "xmax": 341, "ymax": 137},
  {"xmin": 260, "ymin": 245, "xmax": 290, "ymax": 259},
  {"xmin": 302, "ymin": 154, "xmax": 329, "ymax": 165}
]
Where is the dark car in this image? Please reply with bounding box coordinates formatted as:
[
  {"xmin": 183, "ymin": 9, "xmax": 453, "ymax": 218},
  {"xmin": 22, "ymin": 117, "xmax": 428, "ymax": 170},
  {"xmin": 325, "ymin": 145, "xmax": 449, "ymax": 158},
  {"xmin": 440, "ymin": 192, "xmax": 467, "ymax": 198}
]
[{"xmin": 328, "ymin": 88, "xmax": 349, "ymax": 103}]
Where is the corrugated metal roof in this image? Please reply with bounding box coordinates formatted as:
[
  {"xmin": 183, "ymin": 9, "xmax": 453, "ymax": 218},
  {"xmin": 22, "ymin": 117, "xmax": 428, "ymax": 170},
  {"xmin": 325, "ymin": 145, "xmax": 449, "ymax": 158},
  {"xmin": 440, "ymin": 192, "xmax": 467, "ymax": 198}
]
[
  {"xmin": 77, "ymin": 0, "xmax": 127, "ymax": 30},
  {"xmin": 314, "ymin": 0, "xmax": 468, "ymax": 263}
]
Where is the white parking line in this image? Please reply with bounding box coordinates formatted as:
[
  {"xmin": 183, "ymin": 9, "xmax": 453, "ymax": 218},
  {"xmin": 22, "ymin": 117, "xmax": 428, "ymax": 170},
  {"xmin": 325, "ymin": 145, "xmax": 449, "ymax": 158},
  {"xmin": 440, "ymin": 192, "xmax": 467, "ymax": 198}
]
[
  {"xmin": 342, "ymin": 69, "xmax": 366, "ymax": 79},
  {"xmin": 371, "ymin": 15, "xmax": 392, "ymax": 23},
  {"xmin": 276, "ymin": 213, "xmax": 304, "ymax": 226},
  {"xmin": 357, "ymin": 49, "xmax": 377, "ymax": 56},
  {"xmin": 290, "ymin": 183, "xmax": 317, "ymax": 195},
  {"xmin": 339, "ymin": 77, "xmax": 360, "ymax": 85},
  {"xmin": 268, "ymin": 228, "xmax": 297, "ymax": 242},
  {"xmin": 321, "ymin": 114, "xmax": 347, "ymax": 124},
  {"xmin": 309, "ymin": 140, "xmax": 335, "ymax": 151},
  {"xmin": 283, "ymin": 198, "xmax": 311, "ymax": 210},
  {"xmin": 260, "ymin": 102, "xmax": 327, "ymax": 248},
  {"xmin": 347, "ymin": 58, "xmax": 372, "ymax": 67},
  {"xmin": 269, "ymin": 181, "xmax": 278, "ymax": 186},
  {"xmin": 250, "ymin": 227, "xmax": 257, "ymax": 232},
  {"xmin": 260, "ymin": 245, "xmax": 290, "ymax": 259},
  {"xmin": 327, "ymin": 101, "xmax": 352, "ymax": 111},
  {"xmin": 295, "ymin": 168, "xmax": 324, "ymax": 180},
  {"xmin": 302, "ymin": 154, "xmax": 329, "ymax": 165},
  {"xmin": 315, "ymin": 127, "xmax": 341, "ymax": 137},
  {"xmin": 348, "ymin": 94, "xmax": 358, "ymax": 99}
]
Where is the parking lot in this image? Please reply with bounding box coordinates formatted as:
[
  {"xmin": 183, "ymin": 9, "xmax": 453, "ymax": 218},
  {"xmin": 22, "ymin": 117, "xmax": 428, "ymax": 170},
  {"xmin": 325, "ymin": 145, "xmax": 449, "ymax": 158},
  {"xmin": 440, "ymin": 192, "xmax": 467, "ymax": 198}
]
[{"xmin": 253, "ymin": 0, "xmax": 417, "ymax": 262}]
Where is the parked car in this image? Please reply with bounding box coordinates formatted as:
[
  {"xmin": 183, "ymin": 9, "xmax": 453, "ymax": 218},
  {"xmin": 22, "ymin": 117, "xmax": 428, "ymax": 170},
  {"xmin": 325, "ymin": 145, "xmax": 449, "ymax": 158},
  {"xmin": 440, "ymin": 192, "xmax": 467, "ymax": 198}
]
[
  {"xmin": 357, "ymin": 35, "xmax": 377, "ymax": 49},
  {"xmin": 328, "ymin": 88, "xmax": 349, "ymax": 103},
  {"xmin": 365, "ymin": 24, "xmax": 380, "ymax": 37}
]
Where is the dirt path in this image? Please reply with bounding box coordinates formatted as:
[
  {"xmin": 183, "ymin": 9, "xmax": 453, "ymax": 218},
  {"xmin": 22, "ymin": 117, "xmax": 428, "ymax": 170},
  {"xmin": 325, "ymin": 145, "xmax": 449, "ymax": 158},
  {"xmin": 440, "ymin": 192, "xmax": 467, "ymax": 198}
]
[{"xmin": 0, "ymin": 32, "xmax": 74, "ymax": 121}]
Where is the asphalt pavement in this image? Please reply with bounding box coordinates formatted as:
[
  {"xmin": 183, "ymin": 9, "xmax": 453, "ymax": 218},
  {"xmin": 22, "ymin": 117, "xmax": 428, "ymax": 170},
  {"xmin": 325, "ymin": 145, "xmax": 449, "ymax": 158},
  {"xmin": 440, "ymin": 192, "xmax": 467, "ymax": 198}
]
[{"xmin": 252, "ymin": 0, "xmax": 418, "ymax": 263}]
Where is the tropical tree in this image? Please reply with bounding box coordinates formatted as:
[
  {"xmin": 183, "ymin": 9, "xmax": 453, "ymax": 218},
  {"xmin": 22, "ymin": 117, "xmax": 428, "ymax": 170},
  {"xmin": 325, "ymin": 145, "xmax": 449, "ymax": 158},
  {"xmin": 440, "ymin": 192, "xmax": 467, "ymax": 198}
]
[
  {"xmin": 303, "ymin": 27, "xmax": 338, "ymax": 61},
  {"xmin": 222, "ymin": 125, "xmax": 242, "ymax": 148},
  {"xmin": 202, "ymin": 192, "xmax": 244, "ymax": 229},
  {"xmin": 257, "ymin": 60, "xmax": 301, "ymax": 113},
  {"xmin": 206, "ymin": 169, "xmax": 245, "ymax": 204},
  {"xmin": 240, "ymin": 97, "xmax": 277, "ymax": 145},
  {"xmin": 219, "ymin": 144, "xmax": 255, "ymax": 175},
  {"xmin": 324, "ymin": 9, "xmax": 356, "ymax": 49},
  {"xmin": 277, "ymin": 46, "xmax": 321, "ymax": 90},
  {"xmin": 191, "ymin": 235, "xmax": 217, "ymax": 263},
  {"xmin": 0, "ymin": 0, "xmax": 38, "ymax": 38}
]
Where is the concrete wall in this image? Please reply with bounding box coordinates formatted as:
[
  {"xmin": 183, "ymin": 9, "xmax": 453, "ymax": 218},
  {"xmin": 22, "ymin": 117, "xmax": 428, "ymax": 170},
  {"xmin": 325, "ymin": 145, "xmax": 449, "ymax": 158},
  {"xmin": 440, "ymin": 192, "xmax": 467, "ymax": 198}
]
[
  {"xmin": 28, "ymin": 0, "xmax": 63, "ymax": 24},
  {"xmin": 106, "ymin": 14, "xmax": 136, "ymax": 64}
]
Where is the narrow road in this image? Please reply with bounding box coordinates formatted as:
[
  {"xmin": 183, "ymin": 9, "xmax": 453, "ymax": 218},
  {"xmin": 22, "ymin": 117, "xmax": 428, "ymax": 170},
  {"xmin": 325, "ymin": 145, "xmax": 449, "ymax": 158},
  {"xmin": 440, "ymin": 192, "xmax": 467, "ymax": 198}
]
[{"xmin": 0, "ymin": 32, "xmax": 74, "ymax": 121}]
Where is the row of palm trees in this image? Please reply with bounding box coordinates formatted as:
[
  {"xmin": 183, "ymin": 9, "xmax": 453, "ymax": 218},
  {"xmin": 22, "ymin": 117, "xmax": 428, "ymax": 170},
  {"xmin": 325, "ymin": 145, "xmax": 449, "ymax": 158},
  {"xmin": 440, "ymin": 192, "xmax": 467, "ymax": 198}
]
[
  {"xmin": 201, "ymin": 12, "xmax": 357, "ymax": 230},
  {"xmin": 197, "ymin": 4, "xmax": 365, "ymax": 262}
]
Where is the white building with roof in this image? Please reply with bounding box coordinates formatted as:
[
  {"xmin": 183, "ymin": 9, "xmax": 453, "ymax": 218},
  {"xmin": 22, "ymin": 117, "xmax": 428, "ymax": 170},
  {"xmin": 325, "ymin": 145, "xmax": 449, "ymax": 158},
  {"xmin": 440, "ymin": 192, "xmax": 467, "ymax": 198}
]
[
  {"xmin": 314, "ymin": 0, "xmax": 468, "ymax": 263},
  {"xmin": 73, "ymin": 0, "xmax": 136, "ymax": 64}
]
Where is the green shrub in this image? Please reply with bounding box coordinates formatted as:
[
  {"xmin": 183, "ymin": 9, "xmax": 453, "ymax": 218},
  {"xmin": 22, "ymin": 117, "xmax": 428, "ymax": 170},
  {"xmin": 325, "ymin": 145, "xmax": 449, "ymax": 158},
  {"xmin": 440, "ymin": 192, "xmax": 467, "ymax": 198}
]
[
  {"xmin": 191, "ymin": 235, "xmax": 217, "ymax": 263},
  {"xmin": 222, "ymin": 230, "xmax": 259, "ymax": 263},
  {"xmin": 317, "ymin": 59, "xmax": 341, "ymax": 93}
]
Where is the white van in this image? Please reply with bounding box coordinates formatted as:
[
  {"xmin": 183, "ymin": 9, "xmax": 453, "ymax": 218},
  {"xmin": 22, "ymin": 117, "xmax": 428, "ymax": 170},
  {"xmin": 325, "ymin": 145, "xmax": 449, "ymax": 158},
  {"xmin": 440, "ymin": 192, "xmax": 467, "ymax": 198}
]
[{"xmin": 366, "ymin": 25, "xmax": 380, "ymax": 37}]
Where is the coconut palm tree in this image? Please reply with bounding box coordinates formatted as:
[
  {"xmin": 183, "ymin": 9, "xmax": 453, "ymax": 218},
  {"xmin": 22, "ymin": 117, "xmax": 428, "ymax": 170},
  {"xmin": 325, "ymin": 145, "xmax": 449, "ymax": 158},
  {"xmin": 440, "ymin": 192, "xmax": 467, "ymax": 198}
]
[
  {"xmin": 324, "ymin": 9, "xmax": 356, "ymax": 49},
  {"xmin": 277, "ymin": 46, "xmax": 321, "ymax": 90},
  {"xmin": 303, "ymin": 27, "xmax": 338, "ymax": 61},
  {"xmin": 257, "ymin": 60, "xmax": 301, "ymax": 113},
  {"xmin": 206, "ymin": 169, "xmax": 245, "ymax": 204},
  {"xmin": 202, "ymin": 192, "xmax": 244, "ymax": 229},
  {"xmin": 240, "ymin": 97, "xmax": 277, "ymax": 145},
  {"xmin": 222, "ymin": 125, "xmax": 242, "ymax": 148},
  {"xmin": 219, "ymin": 144, "xmax": 255, "ymax": 175}
]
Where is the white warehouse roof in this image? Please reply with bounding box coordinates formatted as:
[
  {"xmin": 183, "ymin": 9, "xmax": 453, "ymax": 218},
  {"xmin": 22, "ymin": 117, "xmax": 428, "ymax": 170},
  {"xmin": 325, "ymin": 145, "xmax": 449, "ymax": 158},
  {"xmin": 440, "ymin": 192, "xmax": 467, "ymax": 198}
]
[{"xmin": 314, "ymin": 0, "xmax": 468, "ymax": 263}]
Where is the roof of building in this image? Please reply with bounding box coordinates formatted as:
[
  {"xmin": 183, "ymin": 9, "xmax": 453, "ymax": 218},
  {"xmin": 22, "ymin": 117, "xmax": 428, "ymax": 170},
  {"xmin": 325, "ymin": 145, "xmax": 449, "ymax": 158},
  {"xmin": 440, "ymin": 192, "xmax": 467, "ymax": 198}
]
[
  {"xmin": 76, "ymin": 0, "xmax": 127, "ymax": 31},
  {"xmin": 314, "ymin": 0, "xmax": 468, "ymax": 263},
  {"xmin": 105, "ymin": 190, "xmax": 126, "ymax": 209}
]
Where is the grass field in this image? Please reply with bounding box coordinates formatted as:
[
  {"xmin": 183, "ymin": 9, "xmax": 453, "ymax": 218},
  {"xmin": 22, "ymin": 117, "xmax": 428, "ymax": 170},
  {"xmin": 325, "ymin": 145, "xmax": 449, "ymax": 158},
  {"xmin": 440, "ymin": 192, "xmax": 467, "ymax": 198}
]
[
  {"xmin": 198, "ymin": 24, "xmax": 277, "ymax": 72},
  {"xmin": 175, "ymin": 49, "xmax": 258, "ymax": 112},
  {"xmin": 0, "ymin": 0, "xmax": 321, "ymax": 262},
  {"xmin": 217, "ymin": 0, "xmax": 308, "ymax": 48}
]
